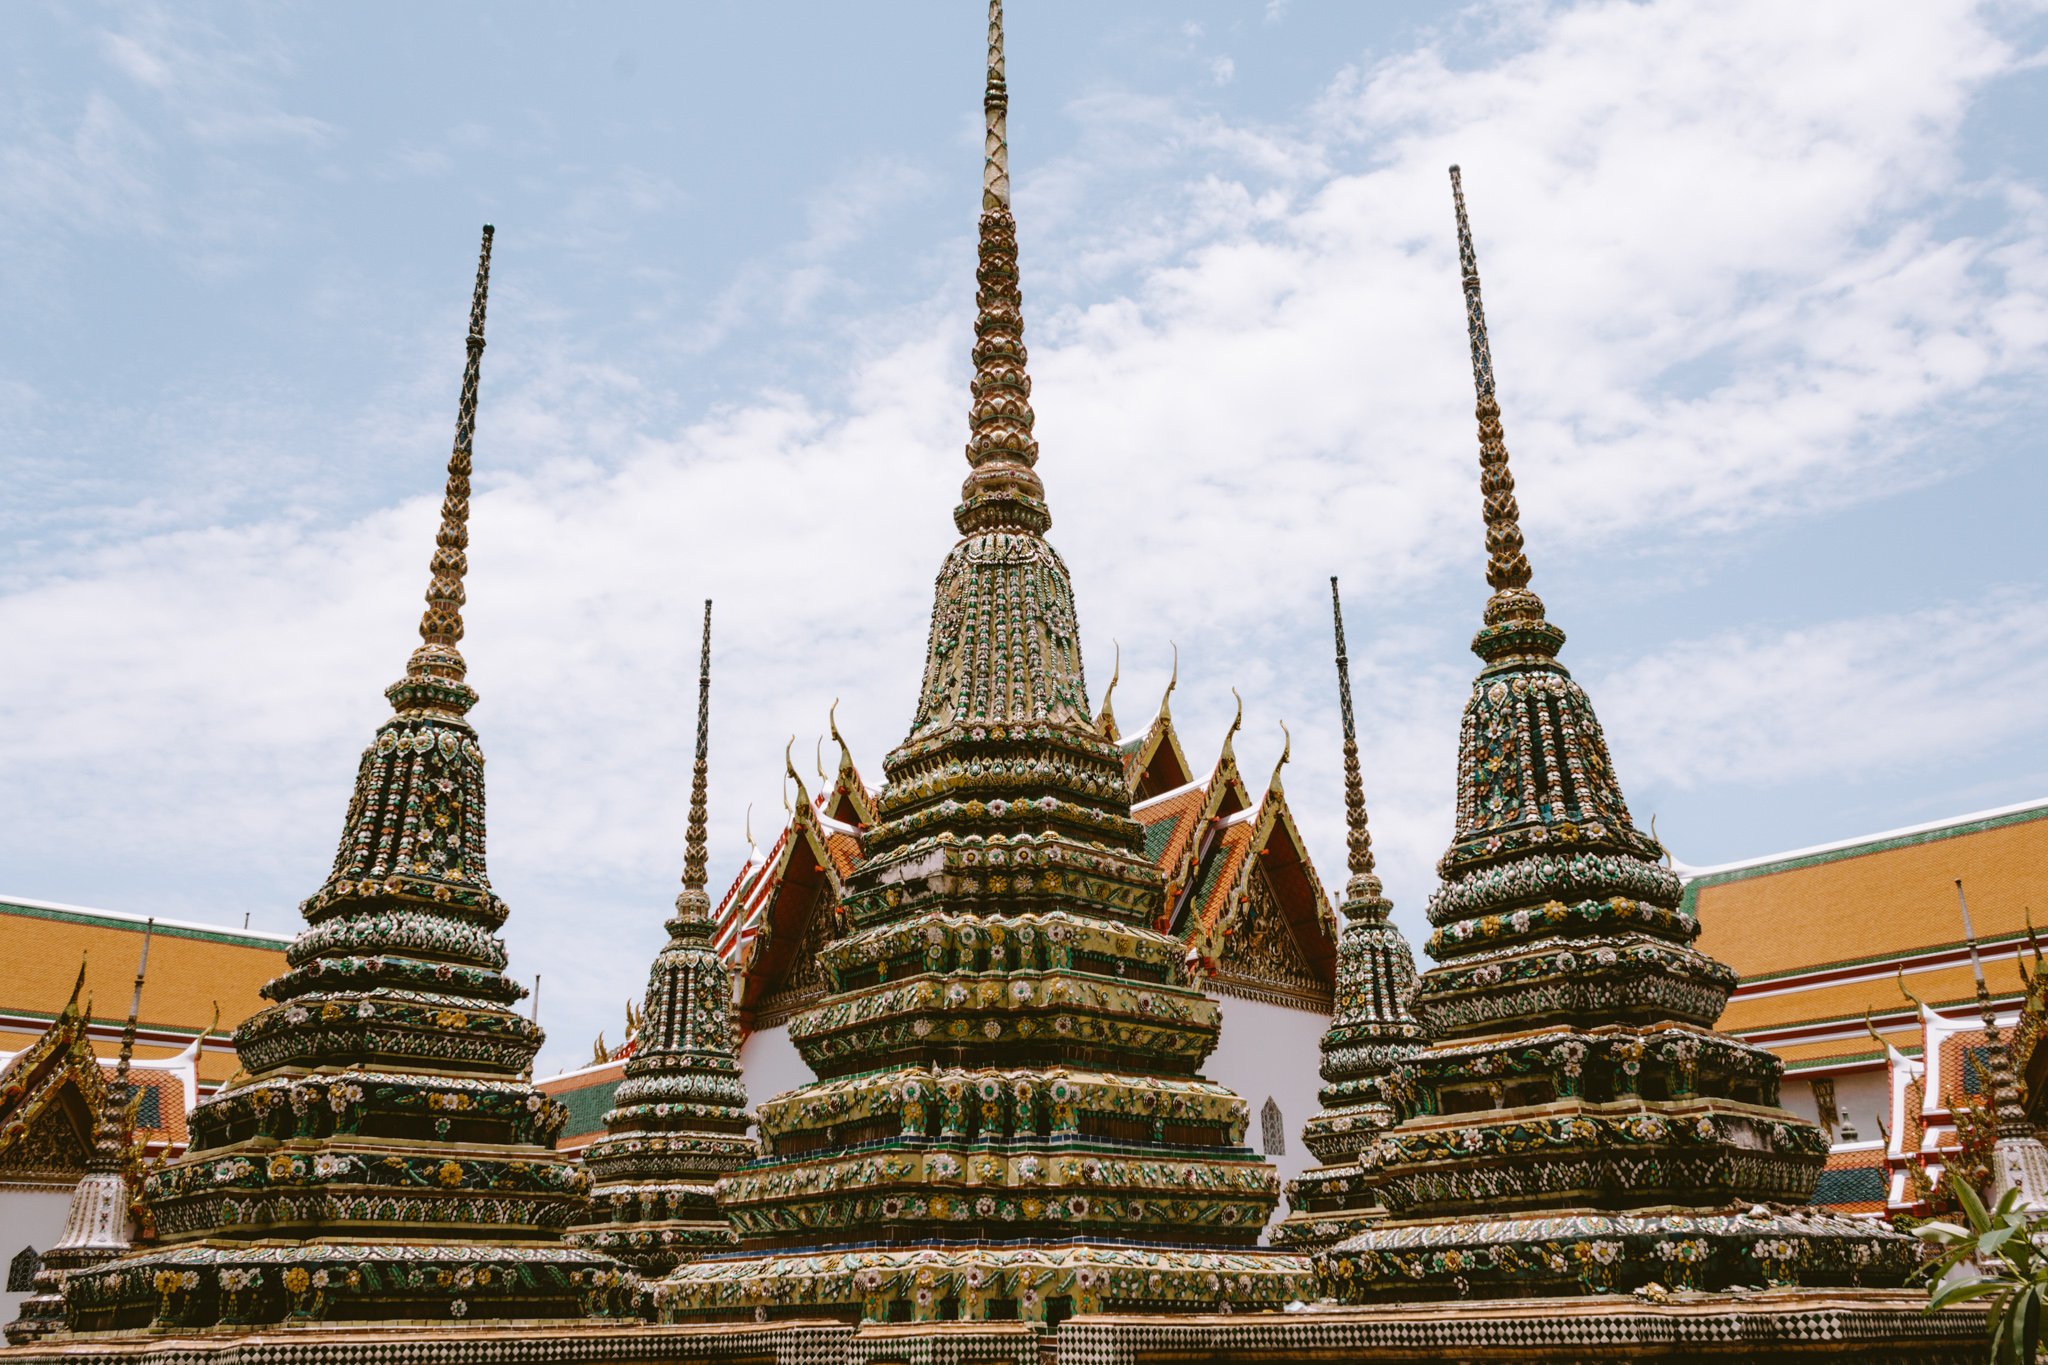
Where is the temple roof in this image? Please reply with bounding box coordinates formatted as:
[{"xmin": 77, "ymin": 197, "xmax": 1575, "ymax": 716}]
[
  {"xmin": 0, "ymin": 895, "xmax": 281, "ymax": 1090},
  {"xmin": 705, "ymin": 691, "xmax": 1340, "ymax": 1029}
]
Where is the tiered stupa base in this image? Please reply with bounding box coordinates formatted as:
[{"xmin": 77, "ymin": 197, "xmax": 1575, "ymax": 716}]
[
  {"xmin": 1318, "ymin": 1206, "xmax": 1916, "ymax": 1301},
  {"xmin": 566, "ymin": 1181, "xmax": 736, "ymax": 1278},
  {"xmin": 56, "ymin": 1241, "xmax": 632, "ymax": 1334},
  {"xmin": 655, "ymin": 1243, "xmax": 1311, "ymax": 1324}
]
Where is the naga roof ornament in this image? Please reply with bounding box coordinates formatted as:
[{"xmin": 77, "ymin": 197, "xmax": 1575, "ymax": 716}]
[
  {"xmin": 567, "ymin": 601, "xmax": 756, "ymax": 1276},
  {"xmin": 1272, "ymin": 579, "xmax": 1424, "ymax": 1252},
  {"xmin": 655, "ymin": 1, "xmax": 1310, "ymax": 1324},
  {"xmin": 1315, "ymin": 171, "xmax": 1913, "ymax": 1301},
  {"xmin": 56, "ymin": 228, "xmax": 632, "ymax": 1335}
]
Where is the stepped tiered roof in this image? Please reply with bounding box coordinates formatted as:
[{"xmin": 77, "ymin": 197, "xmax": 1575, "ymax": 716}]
[
  {"xmin": 566, "ymin": 603, "xmax": 755, "ymax": 1276},
  {"xmin": 55, "ymin": 228, "xmax": 630, "ymax": 1334},
  {"xmin": 654, "ymin": 2, "xmax": 1309, "ymax": 1326},
  {"xmin": 1272, "ymin": 580, "xmax": 1425, "ymax": 1252},
  {"xmin": 1317, "ymin": 170, "xmax": 1915, "ymax": 1301}
]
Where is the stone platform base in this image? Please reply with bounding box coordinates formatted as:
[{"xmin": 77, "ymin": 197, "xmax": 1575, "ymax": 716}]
[
  {"xmin": 0, "ymin": 1290, "xmax": 1983, "ymax": 1364},
  {"xmin": 54, "ymin": 1241, "xmax": 632, "ymax": 1334},
  {"xmin": 1323, "ymin": 1207, "xmax": 1916, "ymax": 1299},
  {"xmin": 654, "ymin": 1242, "xmax": 1312, "ymax": 1323}
]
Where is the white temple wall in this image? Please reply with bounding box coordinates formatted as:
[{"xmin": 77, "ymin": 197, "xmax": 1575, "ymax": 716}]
[
  {"xmin": 1, "ymin": 1187, "xmax": 73, "ymax": 1324},
  {"xmin": 1205, "ymin": 993, "xmax": 1330, "ymax": 1239},
  {"xmin": 738, "ymin": 1023, "xmax": 814, "ymax": 1133}
]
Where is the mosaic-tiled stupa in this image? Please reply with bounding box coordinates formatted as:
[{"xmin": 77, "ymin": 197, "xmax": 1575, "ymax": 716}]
[
  {"xmin": 656, "ymin": 1, "xmax": 1310, "ymax": 1326},
  {"xmin": 1270, "ymin": 580, "xmax": 1424, "ymax": 1252},
  {"xmin": 1317, "ymin": 170, "xmax": 1915, "ymax": 1300},
  {"xmin": 57, "ymin": 228, "xmax": 631, "ymax": 1334},
  {"xmin": 566, "ymin": 601, "xmax": 756, "ymax": 1276}
]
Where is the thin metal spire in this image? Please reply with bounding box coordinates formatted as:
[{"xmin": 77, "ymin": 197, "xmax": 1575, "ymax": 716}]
[
  {"xmin": 1449, "ymin": 169, "xmax": 1543, "ymax": 625},
  {"xmin": 677, "ymin": 600, "xmax": 713, "ymax": 917},
  {"xmin": 1330, "ymin": 578, "xmax": 1377, "ymax": 886},
  {"xmin": 112, "ymin": 919, "xmax": 153, "ymax": 1089},
  {"xmin": 957, "ymin": 0, "xmax": 1046, "ymax": 536},
  {"xmin": 409, "ymin": 224, "xmax": 494, "ymax": 684}
]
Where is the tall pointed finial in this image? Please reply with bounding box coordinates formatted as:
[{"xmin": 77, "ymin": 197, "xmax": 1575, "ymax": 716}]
[
  {"xmin": 1163, "ymin": 642, "xmax": 1179, "ymax": 706},
  {"xmin": 828, "ymin": 699, "xmax": 845, "ymax": 752},
  {"xmin": 1449, "ymin": 170, "xmax": 1557, "ymax": 655},
  {"xmin": 1225, "ymin": 687, "xmax": 1244, "ymax": 747},
  {"xmin": 407, "ymin": 225, "xmax": 495, "ymax": 690},
  {"xmin": 675, "ymin": 601, "xmax": 713, "ymax": 921},
  {"xmin": 957, "ymin": 0, "xmax": 1047, "ymax": 536},
  {"xmin": 1331, "ymin": 577, "xmax": 1388, "ymax": 916},
  {"xmin": 1272, "ymin": 721, "xmax": 1291, "ymax": 777},
  {"xmin": 984, "ymin": 0, "xmax": 1010, "ymax": 212},
  {"xmin": 1097, "ymin": 641, "xmax": 1121, "ymax": 739},
  {"xmin": 744, "ymin": 803, "xmax": 755, "ymax": 850},
  {"xmin": 113, "ymin": 919, "xmax": 154, "ymax": 1087}
]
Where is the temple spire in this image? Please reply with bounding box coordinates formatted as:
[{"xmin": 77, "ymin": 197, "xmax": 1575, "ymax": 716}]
[
  {"xmin": 407, "ymin": 224, "xmax": 494, "ymax": 689},
  {"xmin": 676, "ymin": 600, "xmax": 713, "ymax": 921},
  {"xmin": 983, "ymin": 0, "xmax": 1010, "ymax": 211},
  {"xmin": 957, "ymin": 0, "xmax": 1047, "ymax": 536},
  {"xmin": 112, "ymin": 918, "xmax": 153, "ymax": 1089},
  {"xmin": 1329, "ymin": 578, "xmax": 1384, "ymax": 917},
  {"xmin": 1449, "ymin": 169, "xmax": 1557, "ymax": 655}
]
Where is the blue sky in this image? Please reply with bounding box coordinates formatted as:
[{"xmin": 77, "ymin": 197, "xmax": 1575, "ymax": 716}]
[{"xmin": 4, "ymin": 1, "xmax": 2045, "ymax": 1075}]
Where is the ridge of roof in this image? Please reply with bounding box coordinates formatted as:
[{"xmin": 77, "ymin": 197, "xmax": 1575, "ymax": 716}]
[
  {"xmin": 1675, "ymin": 796, "xmax": 2048, "ymax": 883},
  {"xmin": 1133, "ymin": 776, "xmax": 1208, "ymax": 815},
  {"xmin": 0, "ymin": 894, "xmax": 294, "ymax": 949}
]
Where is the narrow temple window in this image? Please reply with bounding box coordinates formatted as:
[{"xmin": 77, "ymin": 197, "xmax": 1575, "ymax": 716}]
[{"xmin": 8, "ymin": 1247, "xmax": 38, "ymax": 1293}]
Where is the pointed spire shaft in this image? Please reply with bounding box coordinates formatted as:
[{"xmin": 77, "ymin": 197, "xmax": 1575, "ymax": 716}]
[
  {"xmin": 1449, "ymin": 169, "xmax": 1537, "ymax": 608},
  {"xmin": 410, "ymin": 225, "xmax": 494, "ymax": 682},
  {"xmin": 1330, "ymin": 578, "xmax": 1376, "ymax": 885},
  {"xmin": 957, "ymin": 0, "xmax": 1047, "ymax": 536},
  {"xmin": 113, "ymin": 919, "xmax": 154, "ymax": 1088},
  {"xmin": 983, "ymin": 0, "xmax": 1010, "ymax": 211},
  {"xmin": 678, "ymin": 600, "xmax": 713, "ymax": 913}
]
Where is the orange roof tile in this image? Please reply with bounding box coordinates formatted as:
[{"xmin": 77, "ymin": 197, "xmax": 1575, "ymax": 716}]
[
  {"xmin": 0, "ymin": 898, "xmax": 285, "ymax": 1087},
  {"xmin": 1689, "ymin": 803, "xmax": 2048, "ymax": 982}
]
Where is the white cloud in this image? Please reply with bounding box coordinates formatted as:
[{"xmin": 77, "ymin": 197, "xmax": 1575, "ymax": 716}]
[{"xmin": 1598, "ymin": 593, "xmax": 2048, "ymax": 793}]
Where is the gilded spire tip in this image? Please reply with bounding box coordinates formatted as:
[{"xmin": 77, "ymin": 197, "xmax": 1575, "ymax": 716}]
[
  {"xmin": 957, "ymin": 0, "xmax": 1047, "ymax": 535},
  {"xmin": 984, "ymin": 0, "xmax": 1010, "ymax": 211},
  {"xmin": 405, "ymin": 224, "xmax": 495, "ymax": 694},
  {"xmin": 1331, "ymin": 577, "xmax": 1385, "ymax": 910},
  {"xmin": 677, "ymin": 600, "xmax": 713, "ymax": 909},
  {"xmin": 1450, "ymin": 169, "xmax": 1551, "ymax": 648}
]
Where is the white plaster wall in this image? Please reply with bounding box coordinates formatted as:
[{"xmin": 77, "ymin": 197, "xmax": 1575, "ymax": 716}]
[
  {"xmin": 1, "ymin": 1187, "xmax": 75, "ymax": 1324},
  {"xmin": 738, "ymin": 1024, "xmax": 815, "ymax": 1140},
  {"xmin": 1206, "ymin": 995, "xmax": 1331, "ymax": 1241}
]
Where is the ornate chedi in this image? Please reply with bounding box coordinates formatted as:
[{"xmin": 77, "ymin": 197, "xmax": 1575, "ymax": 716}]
[
  {"xmin": 4, "ymin": 938, "xmax": 150, "ymax": 1347},
  {"xmin": 1318, "ymin": 170, "xmax": 1914, "ymax": 1300},
  {"xmin": 56, "ymin": 227, "xmax": 631, "ymax": 1334},
  {"xmin": 657, "ymin": 2, "xmax": 1309, "ymax": 1326},
  {"xmin": 1271, "ymin": 581, "xmax": 1425, "ymax": 1252},
  {"xmin": 566, "ymin": 602, "xmax": 755, "ymax": 1276}
]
